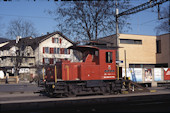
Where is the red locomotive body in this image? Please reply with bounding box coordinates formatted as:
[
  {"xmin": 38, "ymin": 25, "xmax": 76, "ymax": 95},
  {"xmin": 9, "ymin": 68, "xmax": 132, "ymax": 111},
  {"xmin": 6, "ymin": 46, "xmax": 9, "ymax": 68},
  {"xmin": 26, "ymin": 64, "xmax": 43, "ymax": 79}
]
[
  {"xmin": 42, "ymin": 44, "xmax": 122, "ymax": 97},
  {"xmin": 44, "ymin": 45, "xmax": 117, "ymax": 81},
  {"xmin": 62, "ymin": 46, "xmax": 116, "ymax": 81}
]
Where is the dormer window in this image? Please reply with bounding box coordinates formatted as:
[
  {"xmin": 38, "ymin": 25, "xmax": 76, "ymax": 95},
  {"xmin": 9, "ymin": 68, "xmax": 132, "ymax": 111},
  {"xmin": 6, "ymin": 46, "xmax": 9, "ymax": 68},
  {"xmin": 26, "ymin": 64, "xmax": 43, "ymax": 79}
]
[
  {"xmin": 52, "ymin": 37, "xmax": 62, "ymax": 44},
  {"xmin": 52, "ymin": 38, "xmax": 59, "ymax": 43}
]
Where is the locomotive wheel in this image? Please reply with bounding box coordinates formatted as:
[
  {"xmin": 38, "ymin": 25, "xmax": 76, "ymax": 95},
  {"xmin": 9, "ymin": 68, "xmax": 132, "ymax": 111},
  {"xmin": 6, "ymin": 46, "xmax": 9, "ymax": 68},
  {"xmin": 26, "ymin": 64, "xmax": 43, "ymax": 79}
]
[
  {"xmin": 100, "ymin": 86, "xmax": 110, "ymax": 95},
  {"xmin": 68, "ymin": 84, "xmax": 77, "ymax": 97},
  {"xmin": 114, "ymin": 91, "xmax": 119, "ymax": 95},
  {"xmin": 69, "ymin": 90, "xmax": 77, "ymax": 97}
]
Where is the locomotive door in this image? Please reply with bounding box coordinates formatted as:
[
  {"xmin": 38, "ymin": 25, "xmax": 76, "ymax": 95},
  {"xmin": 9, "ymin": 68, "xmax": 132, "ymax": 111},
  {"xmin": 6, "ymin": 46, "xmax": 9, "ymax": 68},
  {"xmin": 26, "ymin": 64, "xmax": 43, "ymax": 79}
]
[
  {"xmin": 119, "ymin": 67, "xmax": 122, "ymax": 78},
  {"xmin": 64, "ymin": 65, "xmax": 70, "ymax": 80}
]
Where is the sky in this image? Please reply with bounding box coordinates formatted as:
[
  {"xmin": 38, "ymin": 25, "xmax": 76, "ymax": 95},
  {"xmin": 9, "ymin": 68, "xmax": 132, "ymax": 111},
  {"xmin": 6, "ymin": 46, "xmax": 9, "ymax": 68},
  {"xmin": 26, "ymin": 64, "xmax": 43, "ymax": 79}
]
[{"xmin": 0, "ymin": 0, "xmax": 169, "ymax": 40}]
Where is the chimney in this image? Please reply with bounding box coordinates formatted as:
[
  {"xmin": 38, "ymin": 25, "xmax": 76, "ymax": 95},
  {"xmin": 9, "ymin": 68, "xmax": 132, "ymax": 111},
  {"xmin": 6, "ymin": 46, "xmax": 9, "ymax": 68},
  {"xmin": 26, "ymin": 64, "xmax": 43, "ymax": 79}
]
[{"xmin": 16, "ymin": 36, "xmax": 21, "ymax": 43}]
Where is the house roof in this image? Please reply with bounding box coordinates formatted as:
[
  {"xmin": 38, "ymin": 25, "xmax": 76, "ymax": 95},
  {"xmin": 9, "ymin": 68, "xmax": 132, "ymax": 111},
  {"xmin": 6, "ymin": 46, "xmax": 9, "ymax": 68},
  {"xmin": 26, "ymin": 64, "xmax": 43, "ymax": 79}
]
[
  {"xmin": 35, "ymin": 31, "xmax": 75, "ymax": 44},
  {"xmin": 0, "ymin": 37, "xmax": 9, "ymax": 44},
  {"xmin": 97, "ymin": 34, "xmax": 116, "ymax": 44},
  {"xmin": 0, "ymin": 40, "xmax": 15, "ymax": 50},
  {"xmin": 0, "ymin": 31, "xmax": 75, "ymax": 50}
]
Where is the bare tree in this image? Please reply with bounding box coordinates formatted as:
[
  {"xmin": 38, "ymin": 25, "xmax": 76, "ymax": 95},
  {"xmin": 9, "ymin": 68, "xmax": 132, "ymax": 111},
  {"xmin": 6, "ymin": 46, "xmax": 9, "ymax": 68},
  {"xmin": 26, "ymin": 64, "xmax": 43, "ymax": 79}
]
[
  {"xmin": 6, "ymin": 18, "xmax": 39, "ymax": 39},
  {"xmin": 0, "ymin": 17, "xmax": 4, "ymax": 37},
  {"xmin": 48, "ymin": 0, "xmax": 131, "ymax": 41},
  {"xmin": 155, "ymin": 6, "xmax": 170, "ymax": 35}
]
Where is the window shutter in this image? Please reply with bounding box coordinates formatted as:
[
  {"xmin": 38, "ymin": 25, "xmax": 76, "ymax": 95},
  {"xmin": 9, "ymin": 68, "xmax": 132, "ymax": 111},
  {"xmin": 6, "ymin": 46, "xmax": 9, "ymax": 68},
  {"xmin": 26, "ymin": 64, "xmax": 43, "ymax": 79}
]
[
  {"xmin": 62, "ymin": 48, "xmax": 64, "ymax": 54},
  {"xmin": 52, "ymin": 37, "xmax": 54, "ymax": 43},
  {"xmin": 60, "ymin": 48, "xmax": 62, "ymax": 54},
  {"xmin": 68, "ymin": 49, "xmax": 70, "ymax": 54},
  {"xmin": 50, "ymin": 48, "xmax": 54, "ymax": 54},
  {"xmin": 50, "ymin": 58, "xmax": 53, "ymax": 64},
  {"xmin": 60, "ymin": 38, "xmax": 62, "ymax": 44},
  {"xmin": 43, "ymin": 47, "xmax": 45, "ymax": 53}
]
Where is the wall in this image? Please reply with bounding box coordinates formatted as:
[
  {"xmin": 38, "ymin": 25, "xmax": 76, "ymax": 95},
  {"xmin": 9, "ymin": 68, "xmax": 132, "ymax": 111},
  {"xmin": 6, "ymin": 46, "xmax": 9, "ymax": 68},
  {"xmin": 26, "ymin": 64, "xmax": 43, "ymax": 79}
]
[
  {"xmin": 118, "ymin": 34, "xmax": 157, "ymax": 68},
  {"xmin": 156, "ymin": 33, "xmax": 170, "ymax": 67},
  {"xmin": 36, "ymin": 34, "xmax": 76, "ymax": 66}
]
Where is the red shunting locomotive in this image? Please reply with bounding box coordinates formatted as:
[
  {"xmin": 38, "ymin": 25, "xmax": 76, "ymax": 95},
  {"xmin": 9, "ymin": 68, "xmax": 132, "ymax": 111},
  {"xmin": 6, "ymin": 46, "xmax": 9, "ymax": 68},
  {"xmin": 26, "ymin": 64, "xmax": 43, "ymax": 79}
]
[{"xmin": 42, "ymin": 43, "xmax": 123, "ymax": 97}]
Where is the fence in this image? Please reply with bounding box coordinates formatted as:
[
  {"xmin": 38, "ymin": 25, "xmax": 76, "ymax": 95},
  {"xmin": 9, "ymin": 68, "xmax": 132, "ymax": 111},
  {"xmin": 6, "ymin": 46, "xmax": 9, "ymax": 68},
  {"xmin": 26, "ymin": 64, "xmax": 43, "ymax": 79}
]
[{"xmin": 0, "ymin": 76, "xmax": 19, "ymax": 84}]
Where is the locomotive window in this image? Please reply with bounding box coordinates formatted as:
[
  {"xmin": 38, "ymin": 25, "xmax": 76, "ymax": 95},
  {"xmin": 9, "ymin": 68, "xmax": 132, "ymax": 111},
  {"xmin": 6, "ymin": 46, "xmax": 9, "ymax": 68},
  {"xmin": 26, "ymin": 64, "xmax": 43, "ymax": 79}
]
[
  {"xmin": 95, "ymin": 51, "xmax": 98, "ymax": 56},
  {"xmin": 106, "ymin": 52, "xmax": 112, "ymax": 63}
]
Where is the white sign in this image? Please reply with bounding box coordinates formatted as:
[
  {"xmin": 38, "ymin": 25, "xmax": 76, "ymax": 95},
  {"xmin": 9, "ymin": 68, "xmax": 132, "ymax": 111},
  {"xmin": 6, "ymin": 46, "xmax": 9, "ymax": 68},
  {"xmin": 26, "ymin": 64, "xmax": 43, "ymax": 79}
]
[
  {"xmin": 116, "ymin": 60, "xmax": 123, "ymax": 63},
  {"xmin": 154, "ymin": 68, "xmax": 162, "ymax": 81},
  {"xmin": 0, "ymin": 70, "xmax": 4, "ymax": 79},
  {"xmin": 12, "ymin": 68, "xmax": 30, "ymax": 73},
  {"xmin": 19, "ymin": 68, "xmax": 30, "ymax": 73}
]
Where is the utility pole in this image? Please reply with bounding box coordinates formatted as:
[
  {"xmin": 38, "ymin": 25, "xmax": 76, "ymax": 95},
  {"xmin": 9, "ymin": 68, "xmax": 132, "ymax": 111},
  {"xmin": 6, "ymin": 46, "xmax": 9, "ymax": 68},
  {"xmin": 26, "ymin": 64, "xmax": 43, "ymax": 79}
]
[{"xmin": 115, "ymin": 0, "xmax": 119, "ymax": 61}]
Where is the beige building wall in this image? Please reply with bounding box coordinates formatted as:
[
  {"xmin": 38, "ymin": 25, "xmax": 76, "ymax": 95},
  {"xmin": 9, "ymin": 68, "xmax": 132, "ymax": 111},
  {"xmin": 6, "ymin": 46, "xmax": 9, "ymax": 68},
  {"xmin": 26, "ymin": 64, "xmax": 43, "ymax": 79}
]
[
  {"xmin": 156, "ymin": 33, "xmax": 170, "ymax": 67},
  {"xmin": 118, "ymin": 34, "xmax": 157, "ymax": 68}
]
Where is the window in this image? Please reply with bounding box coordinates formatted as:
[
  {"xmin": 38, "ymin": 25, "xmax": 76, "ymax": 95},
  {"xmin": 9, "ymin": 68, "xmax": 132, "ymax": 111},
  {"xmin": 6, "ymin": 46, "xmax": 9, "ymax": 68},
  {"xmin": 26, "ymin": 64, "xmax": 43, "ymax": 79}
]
[
  {"xmin": 52, "ymin": 38, "xmax": 59, "ymax": 43},
  {"xmin": 64, "ymin": 48, "xmax": 67, "ymax": 54},
  {"xmin": 27, "ymin": 53, "xmax": 30, "ymax": 56},
  {"xmin": 29, "ymin": 63, "xmax": 34, "ymax": 65},
  {"xmin": 54, "ymin": 48, "xmax": 57, "ymax": 54},
  {"xmin": 106, "ymin": 52, "xmax": 112, "ymax": 63},
  {"xmin": 156, "ymin": 40, "xmax": 161, "ymax": 53},
  {"xmin": 120, "ymin": 39, "xmax": 142, "ymax": 44},
  {"xmin": 53, "ymin": 58, "xmax": 60, "ymax": 64},
  {"xmin": 43, "ymin": 47, "xmax": 49, "ymax": 53},
  {"xmin": 43, "ymin": 58, "xmax": 49, "ymax": 64},
  {"xmin": 57, "ymin": 48, "xmax": 60, "ymax": 54},
  {"xmin": 52, "ymin": 37, "xmax": 62, "ymax": 44},
  {"xmin": 53, "ymin": 58, "xmax": 57, "ymax": 64},
  {"xmin": 11, "ymin": 58, "xmax": 13, "ymax": 62},
  {"xmin": 95, "ymin": 51, "xmax": 99, "ymax": 56}
]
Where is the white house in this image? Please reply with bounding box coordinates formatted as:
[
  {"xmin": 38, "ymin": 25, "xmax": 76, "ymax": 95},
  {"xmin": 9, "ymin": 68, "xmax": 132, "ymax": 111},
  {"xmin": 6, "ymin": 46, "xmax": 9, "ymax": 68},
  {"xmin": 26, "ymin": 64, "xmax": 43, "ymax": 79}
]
[{"xmin": 0, "ymin": 31, "xmax": 77, "ymax": 82}]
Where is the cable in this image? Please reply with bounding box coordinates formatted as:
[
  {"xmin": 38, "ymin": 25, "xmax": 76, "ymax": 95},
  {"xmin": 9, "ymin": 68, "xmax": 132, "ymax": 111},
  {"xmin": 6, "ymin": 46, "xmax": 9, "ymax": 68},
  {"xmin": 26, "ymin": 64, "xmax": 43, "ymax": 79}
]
[{"xmin": 0, "ymin": 13, "xmax": 54, "ymax": 20}]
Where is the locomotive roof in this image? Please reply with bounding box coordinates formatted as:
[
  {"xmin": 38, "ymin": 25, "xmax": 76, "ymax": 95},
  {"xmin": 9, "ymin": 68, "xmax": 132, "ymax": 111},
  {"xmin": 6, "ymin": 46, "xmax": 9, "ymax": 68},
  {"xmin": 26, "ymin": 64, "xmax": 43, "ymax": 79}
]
[{"xmin": 68, "ymin": 45, "xmax": 119, "ymax": 52}]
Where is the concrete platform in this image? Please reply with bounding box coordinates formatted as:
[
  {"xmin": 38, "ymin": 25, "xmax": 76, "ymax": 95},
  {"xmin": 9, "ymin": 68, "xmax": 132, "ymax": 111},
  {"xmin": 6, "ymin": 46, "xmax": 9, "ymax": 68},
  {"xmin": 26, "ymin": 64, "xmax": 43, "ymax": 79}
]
[{"xmin": 0, "ymin": 87, "xmax": 170, "ymax": 113}]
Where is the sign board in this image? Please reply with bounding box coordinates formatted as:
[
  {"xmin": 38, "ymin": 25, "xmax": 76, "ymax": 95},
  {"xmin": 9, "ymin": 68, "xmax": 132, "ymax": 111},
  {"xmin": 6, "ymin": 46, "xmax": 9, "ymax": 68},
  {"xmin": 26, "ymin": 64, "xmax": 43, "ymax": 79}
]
[
  {"xmin": 164, "ymin": 68, "xmax": 170, "ymax": 80},
  {"xmin": 154, "ymin": 68, "xmax": 162, "ymax": 81},
  {"xmin": 12, "ymin": 68, "xmax": 30, "ymax": 74},
  {"xmin": 122, "ymin": 68, "xmax": 142, "ymax": 82},
  {"xmin": 116, "ymin": 60, "xmax": 123, "ymax": 63},
  {"xmin": 144, "ymin": 68, "xmax": 152, "ymax": 82}
]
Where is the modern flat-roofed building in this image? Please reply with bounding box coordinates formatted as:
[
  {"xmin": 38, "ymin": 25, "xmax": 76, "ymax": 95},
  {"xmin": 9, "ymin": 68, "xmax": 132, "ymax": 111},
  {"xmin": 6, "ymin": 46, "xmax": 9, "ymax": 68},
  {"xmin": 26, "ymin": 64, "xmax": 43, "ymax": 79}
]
[{"xmin": 98, "ymin": 33, "xmax": 170, "ymax": 68}]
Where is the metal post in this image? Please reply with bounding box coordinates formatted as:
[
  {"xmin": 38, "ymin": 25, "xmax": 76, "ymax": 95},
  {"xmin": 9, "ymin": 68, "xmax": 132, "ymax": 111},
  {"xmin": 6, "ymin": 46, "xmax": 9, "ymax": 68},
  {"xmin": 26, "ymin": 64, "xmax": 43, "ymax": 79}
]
[
  {"xmin": 55, "ymin": 65, "xmax": 57, "ymax": 83},
  {"xmin": 115, "ymin": 2, "xmax": 119, "ymax": 61},
  {"xmin": 124, "ymin": 50, "xmax": 127, "ymax": 80},
  {"xmin": 42, "ymin": 67, "xmax": 44, "ymax": 80},
  {"xmin": 117, "ymin": 65, "xmax": 119, "ymax": 80},
  {"xmin": 115, "ymin": 1, "xmax": 120, "ymax": 79}
]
